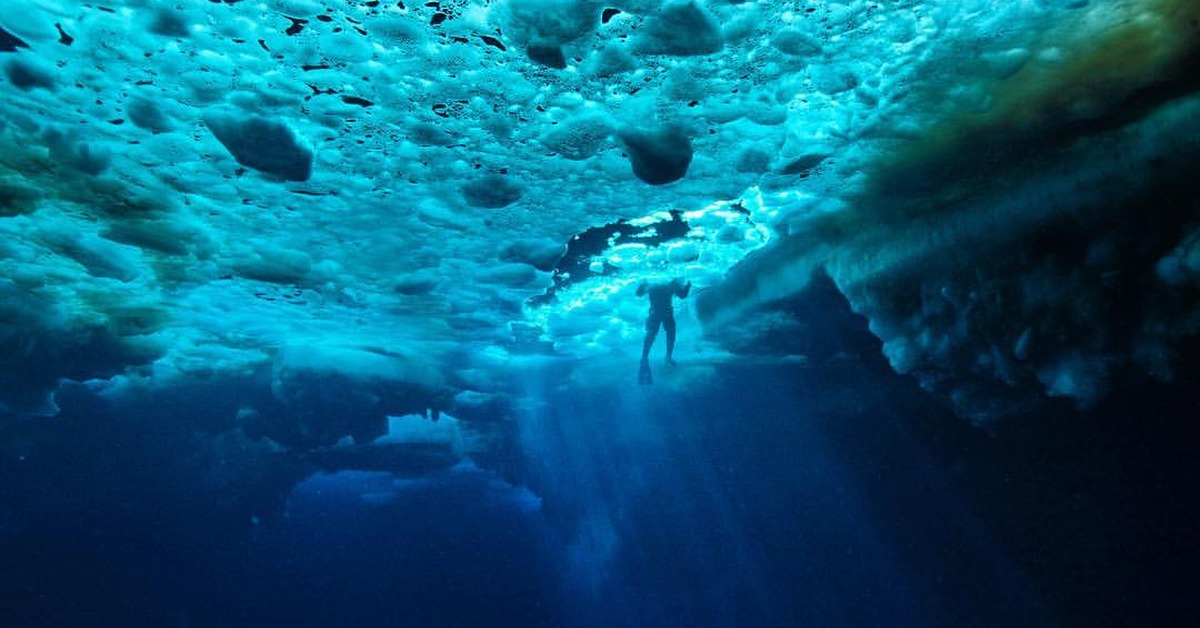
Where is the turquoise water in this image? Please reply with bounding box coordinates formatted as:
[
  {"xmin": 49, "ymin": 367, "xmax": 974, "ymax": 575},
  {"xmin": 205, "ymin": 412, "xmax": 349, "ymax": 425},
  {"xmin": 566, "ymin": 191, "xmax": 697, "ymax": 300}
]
[{"xmin": 3, "ymin": 2, "xmax": 1199, "ymax": 626}]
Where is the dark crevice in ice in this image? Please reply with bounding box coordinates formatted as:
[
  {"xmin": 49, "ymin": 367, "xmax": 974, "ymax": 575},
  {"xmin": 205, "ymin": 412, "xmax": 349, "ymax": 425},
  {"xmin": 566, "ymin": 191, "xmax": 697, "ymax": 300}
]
[
  {"xmin": 0, "ymin": 27, "xmax": 29, "ymax": 53},
  {"xmin": 527, "ymin": 44, "xmax": 566, "ymax": 69},
  {"xmin": 55, "ymin": 23, "xmax": 74, "ymax": 46},
  {"xmin": 284, "ymin": 16, "xmax": 307, "ymax": 36},
  {"xmin": 709, "ymin": 270, "xmax": 887, "ymax": 366},
  {"xmin": 479, "ymin": 34, "xmax": 506, "ymax": 52}
]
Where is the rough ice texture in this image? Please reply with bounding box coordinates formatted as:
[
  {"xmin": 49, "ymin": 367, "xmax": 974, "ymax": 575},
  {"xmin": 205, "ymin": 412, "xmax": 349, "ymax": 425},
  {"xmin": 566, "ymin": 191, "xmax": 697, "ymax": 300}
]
[
  {"xmin": 631, "ymin": 1, "xmax": 723, "ymax": 56},
  {"xmin": 619, "ymin": 125, "xmax": 693, "ymax": 185},
  {"xmin": 2, "ymin": 0, "xmax": 1199, "ymax": 427}
]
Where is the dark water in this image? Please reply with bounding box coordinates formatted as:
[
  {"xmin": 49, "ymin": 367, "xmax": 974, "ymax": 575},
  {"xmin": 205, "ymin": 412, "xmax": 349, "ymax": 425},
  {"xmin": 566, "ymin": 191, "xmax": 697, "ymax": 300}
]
[{"xmin": 2, "ymin": 344, "xmax": 1198, "ymax": 628}]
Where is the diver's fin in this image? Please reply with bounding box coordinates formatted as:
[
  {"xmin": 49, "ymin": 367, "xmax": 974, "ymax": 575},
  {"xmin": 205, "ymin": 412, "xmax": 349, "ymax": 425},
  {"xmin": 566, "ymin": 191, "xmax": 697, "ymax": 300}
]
[{"xmin": 638, "ymin": 361, "xmax": 653, "ymax": 385}]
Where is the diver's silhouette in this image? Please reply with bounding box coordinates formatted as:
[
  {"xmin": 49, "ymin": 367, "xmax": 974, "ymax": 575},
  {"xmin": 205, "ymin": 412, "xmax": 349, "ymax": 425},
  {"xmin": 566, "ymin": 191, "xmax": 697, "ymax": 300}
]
[{"xmin": 637, "ymin": 277, "xmax": 691, "ymax": 384}]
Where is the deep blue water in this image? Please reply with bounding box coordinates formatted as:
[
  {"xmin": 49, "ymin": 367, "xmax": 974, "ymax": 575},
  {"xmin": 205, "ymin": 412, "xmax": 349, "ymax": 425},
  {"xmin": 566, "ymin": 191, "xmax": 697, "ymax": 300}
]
[{"xmin": 3, "ymin": 347, "xmax": 1198, "ymax": 628}]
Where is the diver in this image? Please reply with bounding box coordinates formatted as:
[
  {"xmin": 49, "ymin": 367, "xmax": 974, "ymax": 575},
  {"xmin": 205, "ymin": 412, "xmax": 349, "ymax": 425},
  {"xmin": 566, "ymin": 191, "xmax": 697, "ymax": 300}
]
[{"xmin": 636, "ymin": 276, "xmax": 692, "ymax": 384}]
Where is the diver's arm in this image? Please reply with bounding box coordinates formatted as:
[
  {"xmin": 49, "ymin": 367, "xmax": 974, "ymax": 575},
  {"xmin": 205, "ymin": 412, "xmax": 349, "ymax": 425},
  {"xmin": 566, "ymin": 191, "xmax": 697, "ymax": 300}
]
[
  {"xmin": 677, "ymin": 279, "xmax": 691, "ymax": 298},
  {"xmin": 636, "ymin": 280, "xmax": 647, "ymax": 297}
]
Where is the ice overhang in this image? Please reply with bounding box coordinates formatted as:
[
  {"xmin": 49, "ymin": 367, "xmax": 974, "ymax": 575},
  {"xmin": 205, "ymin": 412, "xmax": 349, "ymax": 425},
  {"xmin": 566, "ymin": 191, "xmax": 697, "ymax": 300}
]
[{"xmin": 1, "ymin": 0, "xmax": 1198, "ymax": 425}]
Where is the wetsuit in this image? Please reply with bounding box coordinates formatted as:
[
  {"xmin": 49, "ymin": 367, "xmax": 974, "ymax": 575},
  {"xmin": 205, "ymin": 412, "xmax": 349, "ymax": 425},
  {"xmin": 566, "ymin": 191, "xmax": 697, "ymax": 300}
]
[{"xmin": 638, "ymin": 278, "xmax": 691, "ymax": 364}]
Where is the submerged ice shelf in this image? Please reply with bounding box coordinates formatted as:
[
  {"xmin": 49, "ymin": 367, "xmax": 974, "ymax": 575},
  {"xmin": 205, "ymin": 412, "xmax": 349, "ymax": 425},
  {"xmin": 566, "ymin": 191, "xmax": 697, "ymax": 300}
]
[{"xmin": 1, "ymin": 0, "xmax": 1199, "ymax": 435}]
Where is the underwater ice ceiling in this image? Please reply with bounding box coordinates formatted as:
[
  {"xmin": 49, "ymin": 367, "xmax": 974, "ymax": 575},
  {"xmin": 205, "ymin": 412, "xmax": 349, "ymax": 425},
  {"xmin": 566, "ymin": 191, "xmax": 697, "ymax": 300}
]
[{"xmin": 2, "ymin": 0, "xmax": 1199, "ymax": 427}]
